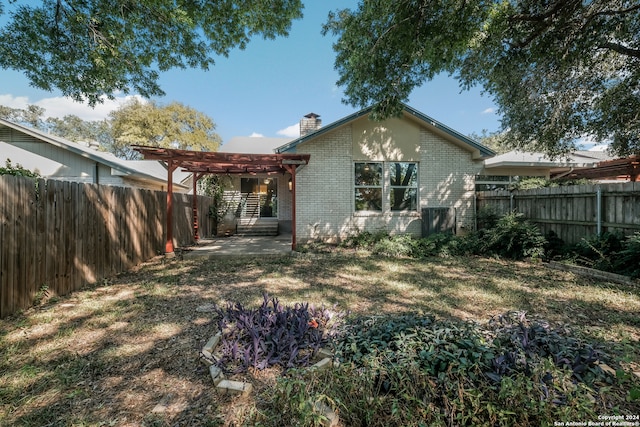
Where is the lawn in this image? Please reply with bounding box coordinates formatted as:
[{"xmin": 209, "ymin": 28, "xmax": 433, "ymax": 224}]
[{"xmin": 1, "ymin": 250, "xmax": 639, "ymax": 426}]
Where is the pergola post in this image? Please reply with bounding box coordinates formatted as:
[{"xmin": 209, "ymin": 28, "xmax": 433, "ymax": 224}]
[
  {"xmin": 291, "ymin": 168, "xmax": 297, "ymax": 251},
  {"xmin": 284, "ymin": 165, "xmax": 298, "ymax": 251},
  {"xmin": 166, "ymin": 159, "xmax": 177, "ymax": 254},
  {"xmin": 192, "ymin": 172, "xmax": 204, "ymax": 241}
]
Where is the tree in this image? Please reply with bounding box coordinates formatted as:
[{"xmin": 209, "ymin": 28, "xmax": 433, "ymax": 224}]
[
  {"xmin": 0, "ymin": 0, "xmax": 303, "ymax": 105},
  {"xmin": 469, "ymin": 130, "xmax": 511, "ymax": 155},
  {"xmin": 1, "ymin": 104, "xmax": 114, "ymax": 147},
  {"xmin": 108, "ymin": 99, "xmax": 221, "ymax": 159},
  {"xmin": 0, "ymin": 105, "xmax": 46, "ymax": 129},
  {"xmin": 45, "ymin": 115, "xmax": 111, "ymax": 146},
  {"xmin": 324, "ymin": 0, "xmax": 640, "ymax": 157}
]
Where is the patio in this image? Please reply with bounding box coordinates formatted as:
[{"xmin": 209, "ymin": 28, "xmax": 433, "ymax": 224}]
[{"xmin": 180, "ymin": 233, "xmax": 293, "ymax": 259}]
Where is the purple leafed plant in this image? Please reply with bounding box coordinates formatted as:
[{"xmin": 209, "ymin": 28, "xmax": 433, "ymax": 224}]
[{"xmin": 213, "ymin": 293, "xmax": 344, "ymax": 374}]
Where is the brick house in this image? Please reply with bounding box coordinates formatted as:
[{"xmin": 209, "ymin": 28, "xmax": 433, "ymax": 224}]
[{"xmin": 218, "ymin": 104, "xmax": 495, "ymax": 243}]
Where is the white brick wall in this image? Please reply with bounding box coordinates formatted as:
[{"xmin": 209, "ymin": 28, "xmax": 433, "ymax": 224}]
[
  {"xmin": 293, "ymin": 124, "xmax": 484, "ymax": 243},
  {"xmin": 419, "ymin": 129, "xmax": 484, "ymax": 233},
  {"xmin": 295, "ymin": 126, "xmax": 354, "ymax": 242}
]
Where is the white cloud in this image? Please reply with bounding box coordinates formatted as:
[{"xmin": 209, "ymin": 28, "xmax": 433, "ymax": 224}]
[
  {"xmin": 249, "ymin": 132, "xmax": 264, "ymax": 138},
  {"xmin": 574, "ymin": 135, "xmax": 610, "ymax": 152},
  {"xmin": 0, "ymin": 94, "xmax": 30, "ymax": 109},
  {"xmin": 0, "ymin": 93, "xmax": 145, "ymax": 121},
  {"xmin": 481, "ymin": 107, "xmax": 495, "ymax": 114},
  {"xmin": 588, "ymin": 143, "xmax": 610, "ymax": 152},
  {"xmin": 276, "ymin": 123, "xmax": 300, "ymax": 138}
]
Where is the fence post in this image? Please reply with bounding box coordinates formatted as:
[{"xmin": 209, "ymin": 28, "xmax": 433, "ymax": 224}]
[{"xmin": 596, "ymin": 185, "xmax": 602, "ymax": 236}]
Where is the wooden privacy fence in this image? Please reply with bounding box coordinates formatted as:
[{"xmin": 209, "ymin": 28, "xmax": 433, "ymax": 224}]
[
  {"xmin": 0, "ymin": 175, "xmax": 214, "ymax": 318},
  {"xmin": 476, "ymin": 182, "xmax": 640, "ymax": 244}
]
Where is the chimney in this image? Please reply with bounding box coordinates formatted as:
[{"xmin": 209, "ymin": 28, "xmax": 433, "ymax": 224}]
[{"xmin": 299, "ymin": 113, "xmax": 321, "ymax": 137}]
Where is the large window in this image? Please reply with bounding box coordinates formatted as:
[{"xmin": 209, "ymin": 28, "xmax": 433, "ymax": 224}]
[
  {"xmin": 354, "ymin": 162, "xmax": 382, "ymax": 211},
  {"xmin": 389, "ymin": 162, "xmax": 418, "ymax": 211},
  {"xmin": 354, "ymin": 162, "xmax": 418, "ymax": 212}
]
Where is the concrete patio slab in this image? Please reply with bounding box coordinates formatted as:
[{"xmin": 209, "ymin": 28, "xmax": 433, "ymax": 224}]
[{"xmin": 180, "ymin": 233, "xmax": 293, "ymax": 259}]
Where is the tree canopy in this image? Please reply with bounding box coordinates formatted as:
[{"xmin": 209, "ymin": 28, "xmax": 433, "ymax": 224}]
[
  {"xmin": 0, "ymin": 101, "xmax": 221, "ymax": 159},
  {"xmin": 0, "ymin": 0, "xmax": 303, "ymax": 105},
  {"xmin": 324, "ymin": 0, "xmax": 640, "ymax": 157},
  {"xmin": 108, "ymin": 99, "xmax": 221, "ymax": 159}
]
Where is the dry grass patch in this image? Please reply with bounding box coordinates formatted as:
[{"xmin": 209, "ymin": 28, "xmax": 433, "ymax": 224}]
[{"xmin": 1, "ymin": 252, "xmax": 638, "ymax": 426}]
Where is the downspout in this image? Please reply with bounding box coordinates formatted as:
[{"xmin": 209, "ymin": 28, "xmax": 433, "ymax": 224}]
[{"xmin": 94, "ymin": 162, "xmax": 99, "ymax": 184}]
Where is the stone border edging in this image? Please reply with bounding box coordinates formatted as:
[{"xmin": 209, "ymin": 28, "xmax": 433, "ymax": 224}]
[
  {"xmin": 546, "ymin": 261, "xmax": 639, "ymax": 286},
  {"xmin": 199, "ymin": 330, "xmax": 341, "ymax": 425}
]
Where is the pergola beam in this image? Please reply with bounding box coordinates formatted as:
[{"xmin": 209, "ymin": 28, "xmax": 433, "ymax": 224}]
[{"xmin": 555, "ymin": 155, "xmax": 640, "ymax": 181}]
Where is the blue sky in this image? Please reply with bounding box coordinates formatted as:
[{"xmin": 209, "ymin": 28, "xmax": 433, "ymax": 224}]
[{"xmin": 0, "ymin": 1, "xmax": 501, "ymax": 144}]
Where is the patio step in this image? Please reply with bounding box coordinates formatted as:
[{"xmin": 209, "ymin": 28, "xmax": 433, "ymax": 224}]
[{"xmin": 236, "ymin": 219, "xmax": 279, "ymax": 236}]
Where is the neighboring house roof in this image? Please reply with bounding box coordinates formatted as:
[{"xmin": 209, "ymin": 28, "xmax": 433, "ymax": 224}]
[
  {"xmin": 482, "ymin": 149, "xmax": 620, "ymax": 179},
  {"xmin": 0, "ymin": 118, "xmax": 189, "ymax": 190},
  {"xmin": 573, "ymin": 149, "xmax": 614, "ymax": 161},
  {"xmin": 219, "ymin": 136, "xmax": 293, "ymax": 154},
  {"xmin": 275, "ymin": 103, "xmax": 495, "ymax": 158}
]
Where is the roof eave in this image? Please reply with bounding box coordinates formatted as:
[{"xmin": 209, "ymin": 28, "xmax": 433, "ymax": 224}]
[{"xmin": 401, "ymin": 104, "xmax": 495, "ymax": 158}]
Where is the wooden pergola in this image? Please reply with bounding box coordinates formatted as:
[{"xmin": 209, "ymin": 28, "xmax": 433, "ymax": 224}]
[
  {"xmin": 553, "ymin": 155, "xmax": 640, "ymax": 181},
  {"xmin": 132, "ymin": 145, "xmax": 310, "ymax": 253}
]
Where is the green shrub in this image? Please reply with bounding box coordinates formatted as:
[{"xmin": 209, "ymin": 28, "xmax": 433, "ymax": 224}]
[
  {"xmin": 338, "ymin": 214, "xmax": 547, "ymax": 261},
  {"xmin": 371, "ymin": 234, "xmax": 416, "ymax": 257},
  {"xmin": 574, "ymin": 231, "xmax": 625, "ymax": 272},
  {"xmin": 347, "ymin": 232, "xmax": 463, "ymax": 259},
  {"xmin": 483, "ymin": 212, "xmax": 546, "ymax": 260},
  {"xmin": 543, "ymin": 230, "xmax": 570, "ymax": 261},
  {"xmin": 0, "ymin": 159, "xmax": 40, "ymax": 178},
  {"xmin": 568, "ymin": 231, "xmax": 640, "ymax": 278},
  {"xmin": 613, "ymin": 232, "xmax": 640, "ymax": 278},
  {"xmin": 510, "ymin": 177, "xmax": 593, "ymax": 190},
  {"xmin": 412, "ymin": 233, "xmax": 462, "ymax": 257},
  {"xmin": 340, "ymin": 230, "xmax": 388, "ymax": 249},
  {"xmin": 476, "ymin": 206, "xmax": 501, "ymax": 230}
]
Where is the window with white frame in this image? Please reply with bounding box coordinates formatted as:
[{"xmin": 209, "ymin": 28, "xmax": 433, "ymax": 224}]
[
  {"xmin": 354, "ymin": 162, "xmax": 418, "ymax": 212},
  {"xmin": 389, "ymin": 162, "xmax": 418, "ymax": 211},
  {"xmin": 354, "ymin": 162, "xmax": 383, "ymax": 211}
]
